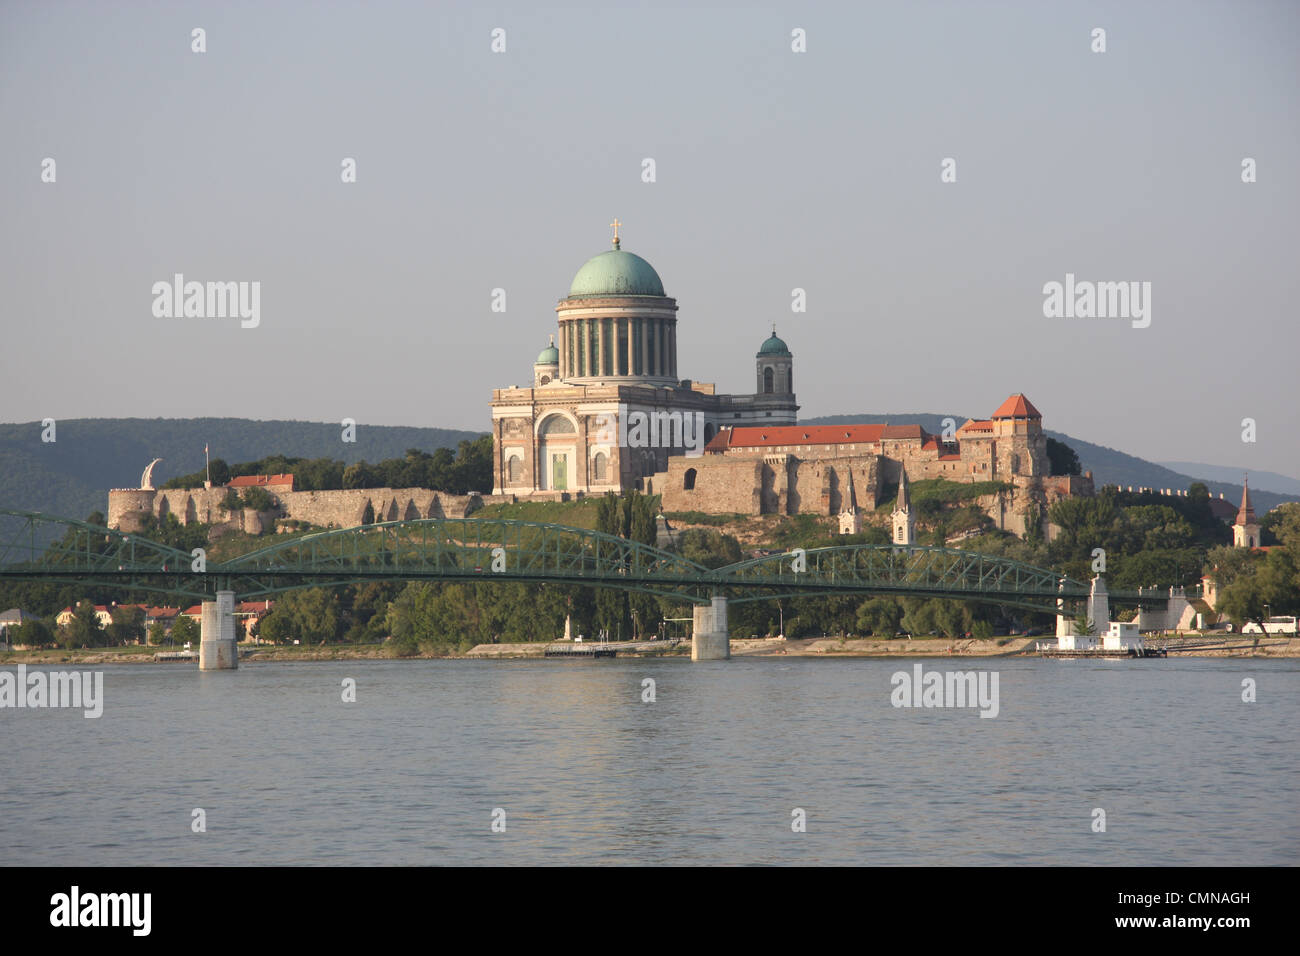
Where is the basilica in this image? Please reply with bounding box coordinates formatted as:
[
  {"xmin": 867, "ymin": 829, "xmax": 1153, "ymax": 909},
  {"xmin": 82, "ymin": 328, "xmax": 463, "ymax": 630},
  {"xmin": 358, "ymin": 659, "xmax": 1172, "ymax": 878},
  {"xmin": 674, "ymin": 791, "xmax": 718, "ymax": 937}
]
[
  {"xmin": 489, "ymin": 224, "xmax": 799, "ymax": 496},
  {"xmin": 489, "ymin": 225, "xmax": 1091, "ymax": 535}
]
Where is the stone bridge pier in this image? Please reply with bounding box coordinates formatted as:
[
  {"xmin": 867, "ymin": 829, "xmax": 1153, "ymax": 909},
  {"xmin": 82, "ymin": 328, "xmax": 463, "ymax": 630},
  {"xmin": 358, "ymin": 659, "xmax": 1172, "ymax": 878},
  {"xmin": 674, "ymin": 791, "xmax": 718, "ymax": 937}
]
[
  {"xmin": 692, "ymin": 595, "xmax": 730, "ymax": 661},
  {"xmin": 199, "ymin": 590, "xmax": 239, "ymax": 670}
]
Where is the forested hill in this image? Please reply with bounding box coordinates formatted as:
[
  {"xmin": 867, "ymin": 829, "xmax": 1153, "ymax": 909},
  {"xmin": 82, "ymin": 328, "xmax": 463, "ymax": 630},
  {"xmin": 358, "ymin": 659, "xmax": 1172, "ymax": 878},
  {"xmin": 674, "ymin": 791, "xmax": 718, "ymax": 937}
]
[
  {"xmin": 0, "ymin": 418, "xmax": 485, "ymax": 522},
  {"xmin": 802, "ymin": 413, "xmax": 1298, "ymax": 515}
]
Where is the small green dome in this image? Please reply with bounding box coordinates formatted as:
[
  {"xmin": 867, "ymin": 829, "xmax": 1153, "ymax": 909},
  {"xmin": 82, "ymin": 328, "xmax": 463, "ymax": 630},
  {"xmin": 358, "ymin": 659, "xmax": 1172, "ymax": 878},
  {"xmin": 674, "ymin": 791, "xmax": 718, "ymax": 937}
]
[
  {"xmin": 536, "ymin": 337, "xmax": 559, "ymax": 365},
  {"xmin": 758, "ymin": 332, "xmax": 791, "ymax": 357},
  {"xmin": 568, "ymin": 246, "xmax": 665, "ymax": 298}
]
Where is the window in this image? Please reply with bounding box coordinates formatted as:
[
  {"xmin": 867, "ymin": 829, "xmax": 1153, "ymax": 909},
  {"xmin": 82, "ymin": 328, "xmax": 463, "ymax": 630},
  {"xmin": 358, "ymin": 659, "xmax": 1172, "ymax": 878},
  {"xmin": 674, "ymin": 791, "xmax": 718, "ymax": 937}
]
[
  {"xmin": 539, "ymin": 415, "xmax": 576, "ymax": 436},
  {"xmin": 684, "ymin": 468, "xmax": 697, "ymax": 491},
  {"xmin": 786, "ymin": 368, "xmax": 793, "ymax": 392},
  {"xmin": 507, "ymin": 456, "xmax": 522, "ymax": 482},
  {"xmin": 763, "ymin": 367, "xmax": 774, "ymax": 393},
  {"xmin": 592, "ymin": 451, "xmax": 607, "ymax": 481}
]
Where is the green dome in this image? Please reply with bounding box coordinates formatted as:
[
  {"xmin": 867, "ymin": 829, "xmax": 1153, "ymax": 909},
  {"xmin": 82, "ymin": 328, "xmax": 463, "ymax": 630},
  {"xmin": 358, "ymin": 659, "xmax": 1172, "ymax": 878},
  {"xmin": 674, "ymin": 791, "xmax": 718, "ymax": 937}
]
[
  {"xmin": 536, "ymin": 337, "xmax": 559, "ymax": 365},
  {"xmin": 568, "ymin": 247, "xmax": 665, "ymax": 298},
  {"xmin": 758, "ymin": 332, "xmax": 791, "ymax": 357}
]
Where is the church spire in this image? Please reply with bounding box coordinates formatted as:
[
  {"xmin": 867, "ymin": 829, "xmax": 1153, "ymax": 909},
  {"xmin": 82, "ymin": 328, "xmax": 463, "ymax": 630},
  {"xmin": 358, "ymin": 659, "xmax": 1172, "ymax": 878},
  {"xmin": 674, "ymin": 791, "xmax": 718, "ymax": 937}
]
[
  {"xmin": 842, "ymin": 468, "xmax": 858, "ymax": 514},
  {"xmin": 1236, "ymin": 475, "xmax": 1256, "ymax": 526},
  {"xmin": 891, "ymin": 467, "xmax": 915, "ymax": 546}
]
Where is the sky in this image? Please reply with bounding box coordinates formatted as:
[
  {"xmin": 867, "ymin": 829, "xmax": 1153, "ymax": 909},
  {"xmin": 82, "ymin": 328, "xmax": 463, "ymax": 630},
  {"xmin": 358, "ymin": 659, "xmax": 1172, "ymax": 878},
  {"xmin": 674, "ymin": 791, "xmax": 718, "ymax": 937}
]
[{"xmin": 2, "ymin": 0, "xmax": 1297, "ymax": 476}]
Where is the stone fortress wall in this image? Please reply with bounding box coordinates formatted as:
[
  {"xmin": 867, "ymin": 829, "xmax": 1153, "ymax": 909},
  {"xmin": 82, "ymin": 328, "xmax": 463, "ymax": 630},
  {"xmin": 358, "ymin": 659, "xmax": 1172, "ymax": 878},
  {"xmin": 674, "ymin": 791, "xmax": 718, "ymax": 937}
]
[
  {"xmin": 108, "ymin": 486, "xmax": 494, "ymax": 534},
  {"xmin": 652, "ymin": 453, "xmax": 1092, "ymax": 538}
]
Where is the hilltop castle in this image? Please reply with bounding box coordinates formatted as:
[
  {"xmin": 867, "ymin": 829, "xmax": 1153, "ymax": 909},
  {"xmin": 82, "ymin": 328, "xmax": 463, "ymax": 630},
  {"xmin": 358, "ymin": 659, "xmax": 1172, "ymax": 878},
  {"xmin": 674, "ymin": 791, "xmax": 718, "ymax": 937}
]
[{"xmin": 489, "ymin": 226, "xmax": 1092, "ymax": 535}]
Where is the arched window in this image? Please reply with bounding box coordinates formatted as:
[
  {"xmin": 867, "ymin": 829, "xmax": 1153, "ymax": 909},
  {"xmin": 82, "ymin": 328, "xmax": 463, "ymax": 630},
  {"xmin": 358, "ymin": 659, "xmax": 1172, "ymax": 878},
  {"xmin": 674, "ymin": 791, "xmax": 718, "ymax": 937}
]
[
  {"xmin": 786, "ymin": 367, "xmax": 793, "ymax": 393},
  {"xmin": 763, "ymin": 367, "xmax": 774, "ymax": 394},
  {"xmin": 684, "ymin": 468, "xmax": 697, "ymax": 491},
  {"xmin": 539, "ymin": 414, "xmax": 576, "ymax": 436},
  {"xmin": 507, "ymin": 456, "xmax": 522, "ymax": 482},
  {"xmin": 592, "ymin": 452, "xmax": 607, "ymax": 481}
]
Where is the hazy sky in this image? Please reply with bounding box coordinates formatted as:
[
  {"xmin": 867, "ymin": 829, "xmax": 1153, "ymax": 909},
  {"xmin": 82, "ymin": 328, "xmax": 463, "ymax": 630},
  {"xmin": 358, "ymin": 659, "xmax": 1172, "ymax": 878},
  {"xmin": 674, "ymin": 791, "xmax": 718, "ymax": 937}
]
[{"xmin": 3, "ymin": 0, "xmax": 1297, "ymax": 476}]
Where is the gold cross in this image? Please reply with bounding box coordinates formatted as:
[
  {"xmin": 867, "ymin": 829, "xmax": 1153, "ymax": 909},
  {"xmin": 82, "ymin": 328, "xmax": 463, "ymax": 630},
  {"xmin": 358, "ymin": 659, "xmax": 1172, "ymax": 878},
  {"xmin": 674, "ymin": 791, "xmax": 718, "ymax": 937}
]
[{"xmin": 610, "ymin": 218, "xmax": 621, "ymax": 245}]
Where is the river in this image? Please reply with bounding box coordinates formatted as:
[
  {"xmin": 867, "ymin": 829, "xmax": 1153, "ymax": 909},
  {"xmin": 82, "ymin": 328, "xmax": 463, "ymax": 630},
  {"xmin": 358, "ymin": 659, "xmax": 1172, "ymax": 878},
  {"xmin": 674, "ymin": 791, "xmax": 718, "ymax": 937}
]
[{"xmin": 2, "ymin": 657, "xmax": 1295, "ymax": 865}]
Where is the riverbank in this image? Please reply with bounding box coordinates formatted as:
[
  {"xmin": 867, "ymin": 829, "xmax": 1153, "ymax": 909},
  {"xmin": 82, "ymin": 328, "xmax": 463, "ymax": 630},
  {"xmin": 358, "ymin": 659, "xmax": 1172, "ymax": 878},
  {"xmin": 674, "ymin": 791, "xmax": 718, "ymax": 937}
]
[{"xmin": 4, "ymin": 635, "xmax": 1296, "ymax": 665}]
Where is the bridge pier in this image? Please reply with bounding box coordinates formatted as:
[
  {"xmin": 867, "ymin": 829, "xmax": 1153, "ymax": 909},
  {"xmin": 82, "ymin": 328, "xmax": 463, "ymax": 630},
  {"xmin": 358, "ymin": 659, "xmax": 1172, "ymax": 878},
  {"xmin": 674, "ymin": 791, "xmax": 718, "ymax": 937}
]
[
  {"xmin": 199, "ymin": 590, "xmax": 239, "ymax": 670},
  {"xmin": 691, "ymin": 595, "xmax": 730, "ymax": 661}
]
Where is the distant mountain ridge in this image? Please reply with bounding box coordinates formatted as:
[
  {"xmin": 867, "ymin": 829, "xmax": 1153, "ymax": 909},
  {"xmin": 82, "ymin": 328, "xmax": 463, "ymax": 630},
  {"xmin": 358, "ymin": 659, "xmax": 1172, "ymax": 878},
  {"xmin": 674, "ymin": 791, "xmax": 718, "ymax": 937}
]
[
  {"xmin": 1158, "ymin": 461, "xmax": 1300, "ymax": 497},
  {"xmin": 0, "ymin": 418, "xmax": 485, "ymax": 523},
  {"xmin": 802, "ymin": 413, "xmax": 1298, "ymax": 515}
]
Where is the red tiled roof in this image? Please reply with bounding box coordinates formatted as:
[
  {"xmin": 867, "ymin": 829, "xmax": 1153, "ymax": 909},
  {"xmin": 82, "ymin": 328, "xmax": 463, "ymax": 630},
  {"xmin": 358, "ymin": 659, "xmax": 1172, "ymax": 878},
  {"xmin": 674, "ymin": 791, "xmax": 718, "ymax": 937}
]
[
  {"xmin": 708, "ymin": 423, "xmax": 932, "ymax": 451},
  {"xmin": 227, "ymin": 474, "xmax": 294, "ymax": 490},
  {"xmin": 958, "ymin": 419, "xmax": 993, "ymax": 433},
  {"xmin": 990, "ymin": 394, "xmax": 1041, "ymax": 419}
]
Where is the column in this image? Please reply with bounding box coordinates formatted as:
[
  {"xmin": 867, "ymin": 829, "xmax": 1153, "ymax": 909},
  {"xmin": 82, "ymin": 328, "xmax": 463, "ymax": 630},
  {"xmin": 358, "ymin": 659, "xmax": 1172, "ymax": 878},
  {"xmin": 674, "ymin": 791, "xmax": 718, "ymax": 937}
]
[
  {"xmin": 669, "ymin": 323, "xmax": 677, "ymax": 379},
  {"xmin": 199, "ymin": 590, "xmax": 238, "ymax": 670},
  {"xmin": 640, "ymin": 319, "xmax": 649, "ymax": 377},
  {"xmin": 692, "ymin": 594, "xmax": 730, "ymax": 661},
  {"xmin": 625, "ymin": 318, "xmax": 634, "ymax": 377}
]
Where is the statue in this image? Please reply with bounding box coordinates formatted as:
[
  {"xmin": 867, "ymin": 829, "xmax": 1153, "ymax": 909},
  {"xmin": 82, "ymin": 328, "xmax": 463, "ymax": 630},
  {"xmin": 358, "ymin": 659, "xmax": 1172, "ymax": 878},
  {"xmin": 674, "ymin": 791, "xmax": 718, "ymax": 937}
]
[{"xmin": 140, "ymin": 458, "xmax": 163, "ymax": 490}]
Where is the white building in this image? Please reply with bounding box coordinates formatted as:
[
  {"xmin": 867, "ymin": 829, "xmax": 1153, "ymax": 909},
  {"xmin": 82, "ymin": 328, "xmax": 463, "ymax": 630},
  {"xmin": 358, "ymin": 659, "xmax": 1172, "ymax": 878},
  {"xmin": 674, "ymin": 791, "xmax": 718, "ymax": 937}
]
[{"xmin": 1101, "ymin": 621, "xmax": 1144, "ymax": 651}]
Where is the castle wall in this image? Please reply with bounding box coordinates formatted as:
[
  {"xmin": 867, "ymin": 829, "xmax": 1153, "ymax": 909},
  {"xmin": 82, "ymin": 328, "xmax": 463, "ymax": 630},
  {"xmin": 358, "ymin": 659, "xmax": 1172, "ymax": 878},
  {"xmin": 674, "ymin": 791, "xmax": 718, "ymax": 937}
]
[
  {"xmin": 659, "ymin": 457, "xmax": 764, "ymax": 514},
  {"xmin": 108, "ymin": 486, "xmax": 484, "ymax": 531}
]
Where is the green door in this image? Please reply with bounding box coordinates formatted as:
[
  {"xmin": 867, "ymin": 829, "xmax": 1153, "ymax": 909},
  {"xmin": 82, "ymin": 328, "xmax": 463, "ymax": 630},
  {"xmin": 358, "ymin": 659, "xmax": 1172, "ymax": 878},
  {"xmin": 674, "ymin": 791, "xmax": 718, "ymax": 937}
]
[{"xmin": 552, "ymin": 454, "xmax": 567, "ymax": 490}]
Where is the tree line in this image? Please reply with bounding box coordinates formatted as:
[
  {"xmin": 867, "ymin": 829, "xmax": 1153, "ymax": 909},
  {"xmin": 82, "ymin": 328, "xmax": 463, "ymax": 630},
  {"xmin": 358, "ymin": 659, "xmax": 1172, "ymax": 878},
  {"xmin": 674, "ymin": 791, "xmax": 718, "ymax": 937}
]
[{"xmin": 162, "ymin": 437, "xmax": 494, "ymax": 495}]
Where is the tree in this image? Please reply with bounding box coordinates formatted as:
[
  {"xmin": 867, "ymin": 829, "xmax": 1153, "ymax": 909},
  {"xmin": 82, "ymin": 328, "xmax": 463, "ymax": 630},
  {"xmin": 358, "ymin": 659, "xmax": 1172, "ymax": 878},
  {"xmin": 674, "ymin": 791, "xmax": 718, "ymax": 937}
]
[
  {"xmin": 107, "ymin": 605, "xmax": 146, "ymax": 646},
  {"xmin": 65, "ymin": 601, "xmax": 105, "ymax": 648},
  {"xmin": 172, "ymin": 615, "xmax": 200, "ymax": 646},
  {"xmin": 856, "ymin": 597, "xmax": 903, "ymax": 636},
  {"xmin": 9, "ymin": 618, "xmax": 55, "ymax": 649},
  {"xmin": 257, "ymin": 610, "xmax": 295, "ymax": 645},
  {"xmin": 147, "ymin": 620, "xmax": 168, "ymax": 646},
  {"xmin": 1046, "ymin": 437, "xmax": 1082, "ymax": 476},
  {"xmin": 241, "ymin": 486, "xmax": 275, "ymax": 512}
]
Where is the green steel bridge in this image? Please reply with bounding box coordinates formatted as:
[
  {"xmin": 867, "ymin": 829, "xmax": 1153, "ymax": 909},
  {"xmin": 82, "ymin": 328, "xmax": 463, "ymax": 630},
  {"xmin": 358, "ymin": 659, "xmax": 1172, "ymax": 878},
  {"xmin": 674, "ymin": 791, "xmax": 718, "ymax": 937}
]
[{"xmin": 0, "ymin": 509, "xmax": 1170, "ymax": 614}]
